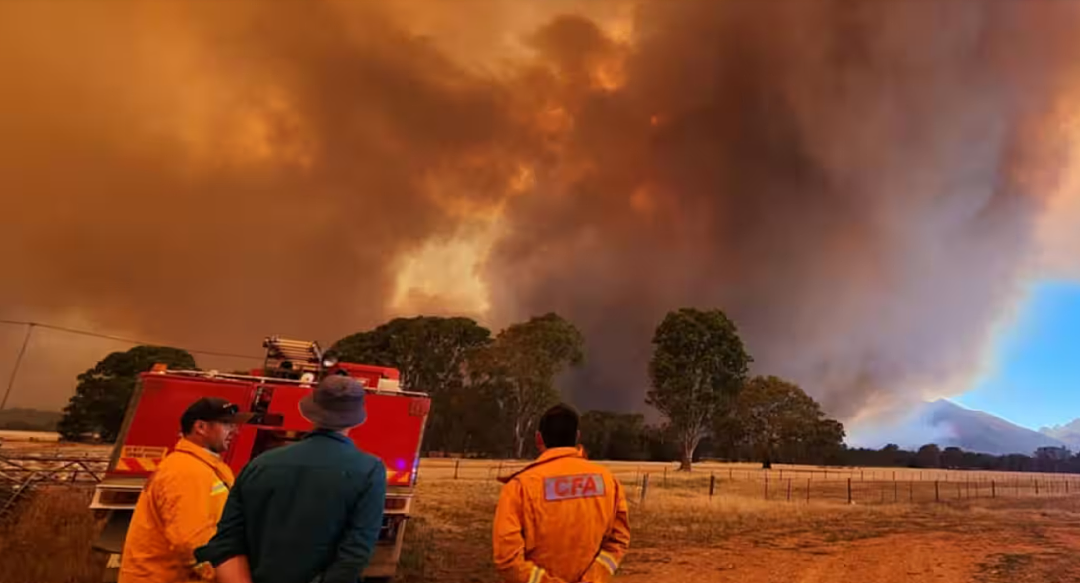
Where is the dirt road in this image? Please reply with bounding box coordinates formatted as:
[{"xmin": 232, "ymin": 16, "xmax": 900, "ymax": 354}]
[{"xmin": 618, "ymin": 510, "xmax": 1080, "ymax": 583}]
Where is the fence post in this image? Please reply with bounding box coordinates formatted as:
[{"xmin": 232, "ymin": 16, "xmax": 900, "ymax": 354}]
[
  {"xmin": 454, "ymin": 459, "xmax": 460, "ymax": 480},
  {"xmin": 709, "ymin": 473, "xmax": 716, "ymax": 498},
  {"xmin": 497, "ymin": 461, "xmax": 503, "ymax": 479},
  {"xmin": 1067, "ymin": 480, "xmax": 1070, "ymax": 495},
  {"xmin": 847, "ymin": 478, "xmax": 853, "ymax": 504},
  {"xmin": 909, "ymin": 481, "xmax": 913, "ymax": 503},
  {"xmin": 664, "ymin": 466, "xmax": 668, "ymax": 488},
  {"xmin": 992, "ymin": 480, "xmax": 996, "ymax": 499},
  {"xmin": 640, "ymin": 474, "xmax": 650, "ymax": 506},
  {"xmin": 787, "ymin": 478, "xmax": 792, "ymax": 502},
  {"xmin": 806, "ymin": 478, "xmax": 811, "ymax": 503},
  {"xmin": 765, "ymin": 474, "xmax": 770, "ymax": 500},
  {"xmin": 1036, "ymin": 480, "xmax": 1040, "ymax": 496},
  {"xmin": 893, "ymin": 480, "xmax": 898, "ymax": 503},
  {"xmin": 956, "ymin": 483, "xmax": 961, "ymax": 499},
  {"xmin": 729, "ymin": 468, "xmax": 733, "ymax": 481},
  {"xmin": 861, "ymin": 470, "xmax": 864, "ymax": 481},
  {"xmin": 935, "ymin": 480, "xmax": 940, "ymax": 503}
]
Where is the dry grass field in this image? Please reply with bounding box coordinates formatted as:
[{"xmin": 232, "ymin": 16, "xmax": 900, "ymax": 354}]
[
  {"xmin": 405, "ymin": 464, "xmax": 1080, "ymax": 583},
  {"xmin": 5, "ymin": 458, "xmax": 1080, "ymax": 582}
]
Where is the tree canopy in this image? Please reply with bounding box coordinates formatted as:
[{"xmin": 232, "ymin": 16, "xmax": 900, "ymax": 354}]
[
  {"xmin": 717, "ymin": 375, "xmax": 845, "ymax": 467},
  {"xmin": 58, "ymin": 345, "xmax": 196, "ymax": 441},
  {"xmin": 580, "ymin": 411, "xmax": 648, "ymax": 461},
  {"xmin": 331, "ymin": 316, "xmax": 491, "ymax": 392},
  {"xmin": 915, "ymin": 444, "xmax": 942, "ymax": 468},
  {"xmin": 331, "ymin": 316, "xmax": 491, "ymax": 453},
  {"xmin": 468, "ymin": 312, "xmax": 585, "ymax": 458},
  {"xmin": 647, "ymin": 308, "xmax": 751, "ymax": 470}
]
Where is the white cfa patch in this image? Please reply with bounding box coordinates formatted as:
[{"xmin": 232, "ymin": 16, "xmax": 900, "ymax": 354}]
[{"xmin": 544, "ymin": 474, "xmax": 605, "ymax": 501}]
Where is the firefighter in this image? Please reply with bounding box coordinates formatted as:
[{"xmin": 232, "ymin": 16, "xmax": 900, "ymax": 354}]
[
  {"xmin": 493, "ymin": 404, "xmax": 631, "ymax": 583},
  {"xmin": 119, "ymin": 397, "xmax": 249, "ymax": 583},
  {"xmin": 196, "ymin": 374, "xmax": 387, "ymax": 583}
]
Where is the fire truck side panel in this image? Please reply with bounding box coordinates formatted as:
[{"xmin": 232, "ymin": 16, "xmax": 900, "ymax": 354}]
[
  {"xmin": 263, "ymin": 385, "xmax": 428, "ymax": 487},
  {"xmin": 93, "ymin": 367, "xmax": 429, "ymax": 582},
  {"xmin": 108, "ymin": 375, "xmax": 255, "ymax": 479}
]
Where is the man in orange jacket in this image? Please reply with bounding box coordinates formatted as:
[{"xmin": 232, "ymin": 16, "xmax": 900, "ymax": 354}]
[
  {"xmin": 119, "ymin": 397, "xmax": 249, "ymax": 583},
  {"xmin": 493, "ymin": 404, "xmax": 631, "ymax": 583}
]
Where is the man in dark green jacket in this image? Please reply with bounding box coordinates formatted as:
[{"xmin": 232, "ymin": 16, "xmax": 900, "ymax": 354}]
[{"xmin": 196, "ymin": 375, "xmax": 387, "ymax": 583}]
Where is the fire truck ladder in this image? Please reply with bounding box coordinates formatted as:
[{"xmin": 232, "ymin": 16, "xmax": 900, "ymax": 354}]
[{"xmin": 262, "ymin": 336, "xmax": 325, "ymax": 378}]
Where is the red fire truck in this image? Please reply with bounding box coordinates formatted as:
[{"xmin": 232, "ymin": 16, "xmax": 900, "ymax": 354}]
[{"xmin": 89, "ymin": 337, "xmax": 430, "ymax": 582}]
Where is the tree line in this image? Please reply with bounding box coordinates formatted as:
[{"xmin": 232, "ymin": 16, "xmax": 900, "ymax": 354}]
[
  {"xmin": 843, "ymin": 443, "xmax": 1080, "ymax": 474},
  {"xmin": 57, "ymin": 308, "xmax": 847, "ymax": 469}
]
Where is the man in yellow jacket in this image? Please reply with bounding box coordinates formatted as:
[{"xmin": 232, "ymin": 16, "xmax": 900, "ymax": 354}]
[
  {"xmin": 494, "ymin": 404, "xmax": 631, "ymax": 583},
  {"xmin": 119, "ymin": 397, "xmax": 249, "ymax": 583}
]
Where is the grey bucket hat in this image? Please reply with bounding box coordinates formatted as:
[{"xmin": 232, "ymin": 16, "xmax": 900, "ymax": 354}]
[{"xmin": 299, "ymin": 375, "xmax": 367, "ymax": 430}]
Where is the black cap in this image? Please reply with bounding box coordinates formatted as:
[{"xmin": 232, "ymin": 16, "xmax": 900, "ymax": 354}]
[{"xmin": 180, "ymin": 397, "xmax": 253, "ymax": 434}]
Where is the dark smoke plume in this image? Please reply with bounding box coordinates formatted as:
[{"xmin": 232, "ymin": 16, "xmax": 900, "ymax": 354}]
[
  {"xmin": 1, "ymin": 1, "xmax": 1077, "ymax": 415},
  {"xmin": 485, "ymin": 1, "xmax": 1080, "ymax": 416}
]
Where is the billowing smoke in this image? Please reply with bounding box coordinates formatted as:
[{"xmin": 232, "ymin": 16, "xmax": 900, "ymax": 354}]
[
  {"xmin": 1, "ymin": 1, "xmax": 1078, "ymax": 416},
  {"xmin": 486, "ymin": 1, "xmax": 1080, "ymax": 416},
  {"xmin": 0, "ymin": 0, "xmax": 528, "ymax": 365}
]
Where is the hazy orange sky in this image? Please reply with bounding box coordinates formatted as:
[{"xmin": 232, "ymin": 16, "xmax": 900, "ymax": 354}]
[{"xmin": 1, "ymin": 0, "xmax": 1078, "ymax": 418}]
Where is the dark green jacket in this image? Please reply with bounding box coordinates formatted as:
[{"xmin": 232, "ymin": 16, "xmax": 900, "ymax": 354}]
[{"xmin": 195, "ymin": 430, "xmax": 387, "ymax": 583}]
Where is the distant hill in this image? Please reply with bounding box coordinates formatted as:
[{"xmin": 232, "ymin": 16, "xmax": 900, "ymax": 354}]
[
  {"xmin": 920, "ymin": 400, "xmax": 1066, "ymax": 455},
  {"xmin": 857, "ymin": 399, "xmax": 1065, "ymax": 456},
  {"xmin": 0, "ymin": 408, "xmax": 62, "ymax": 432},
  {"xmin": 1041, "ymin": 419, "xmax": 1080, "ymax": 451}
]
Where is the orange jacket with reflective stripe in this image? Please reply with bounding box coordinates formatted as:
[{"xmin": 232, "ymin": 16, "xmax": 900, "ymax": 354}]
[
  {"xmin": 119, "ymin": 438, "xmax": 235, "ymax": 583},
  {"xmin": 493, "ymin": 447, "xmax": 630, "ymax": 583}
]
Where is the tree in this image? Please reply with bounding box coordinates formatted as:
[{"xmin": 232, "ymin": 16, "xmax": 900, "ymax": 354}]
[
  {"xmin": 468, "ymin": 313, "xmax": 585, "ymax": 458},
  {"xmin": 58, "ymin": 346, "xmax": 196, "ymax": 442},
  {"xmin": 1034, "ymin": 446, "xmax": 1072, "ymax": 473},
  {"xmin": 580, "ymin": 411, "xmax": 647, "ymax": 461},
  {"xmin": 941, "ymin": 446, "xmax": 964, "ymax": 469},
  {"xmin": 331, "ymin": 316, "xmax": 492, "ymax": 453},
  {"xmin": 647, "ymin": 308, "xmax": 751, "ymax": 471},
  {"xmin": 914, "ymin": 444, "xmax": 942, "ymax": 468},
  {"xmin": 720, "ymin": 376, "xmax": 845, "ymax": 467}
]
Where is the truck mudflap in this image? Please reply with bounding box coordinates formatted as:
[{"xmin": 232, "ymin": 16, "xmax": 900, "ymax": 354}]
[{"xmin": 93, "ymin": 510, "xmax": 132, "ymax": 583}]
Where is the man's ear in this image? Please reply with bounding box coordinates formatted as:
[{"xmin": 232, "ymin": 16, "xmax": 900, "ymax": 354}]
[{"xmin": 535, "ymin": 431, "xmax": 545, "ymax": 451}]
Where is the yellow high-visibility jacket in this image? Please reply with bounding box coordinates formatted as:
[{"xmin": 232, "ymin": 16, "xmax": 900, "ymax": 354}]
[
  {"xmin": 119, "ymin": 438, "xmax": 235, "ymax": 583},
  {"xmin": 493, "ymin": 447, "xmax": 631, "ymax": 583}
]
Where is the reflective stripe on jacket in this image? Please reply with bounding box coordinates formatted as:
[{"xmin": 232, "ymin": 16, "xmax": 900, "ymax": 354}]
[
  {"xmin": 493, "ymin": 447, "xmax": 631, "ymax": 583},
  {"xmin": 119, "ymin": 438, "xmax": 235, "ymax": 583}
]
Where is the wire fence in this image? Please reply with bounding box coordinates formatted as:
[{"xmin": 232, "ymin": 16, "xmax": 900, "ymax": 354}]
[
  {"xmin": 417, "ymin": 459, "xmax": 1080, "ymax": 505},
  {"xmin": 0, "ymin": 451, "xmax": 109, "ymax": 486},
  {"xmin": 4, "ymin": 451, "xmax": 1077, "ymax": 506}
]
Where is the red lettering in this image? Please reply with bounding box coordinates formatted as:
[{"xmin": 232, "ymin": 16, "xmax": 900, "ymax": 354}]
[
  {"xmin": 582, "ymin": 476, "xmax": 598, "ymax": 496},
  {"xmin": 572, "ymin": 476, "xmax": 584, "ymax": 495},
  {"xmin": 555, "ymin": 477, "xmax": 570, "ymax": 496}
]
